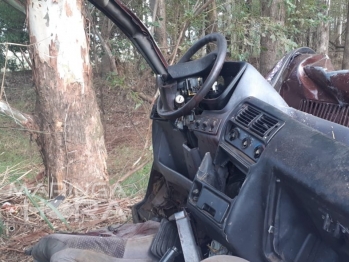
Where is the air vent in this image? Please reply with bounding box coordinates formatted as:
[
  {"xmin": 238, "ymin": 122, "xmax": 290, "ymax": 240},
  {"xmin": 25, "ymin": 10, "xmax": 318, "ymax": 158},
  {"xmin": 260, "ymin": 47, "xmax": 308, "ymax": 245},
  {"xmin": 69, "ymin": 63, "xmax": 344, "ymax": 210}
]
[
  {"xmin": 236, "ymin": 106, "xmax": 261, "ymax": 127},
  {"xmin": 251, "ymin": 115, "xmax": 279, "ymax": 137},
  {"xmin": 233, "ymin": 104, "xmax": 282, "ymax": 140}
]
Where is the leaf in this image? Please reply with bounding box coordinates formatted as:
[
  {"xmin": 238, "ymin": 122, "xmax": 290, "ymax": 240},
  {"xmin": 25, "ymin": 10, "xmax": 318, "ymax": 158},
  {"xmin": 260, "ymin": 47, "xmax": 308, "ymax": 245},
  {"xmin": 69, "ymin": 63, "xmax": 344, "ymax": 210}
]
[
  {"xmin": 23, "ymin": 187, "xmax": 54, "ymax": 230},
  {"xmin": 244, "ymin": 38, "xmax": 254, "ymax": 46},
  {"xmin": 33, "ymin": 195, "xmax": 70, "ymax": 229},
  {"xmin": 135, "ymin": 103, "xmax": 141, "ymax": 110},
  {"xmin": 0, "ymin": 169, "xmax": 31, "ymax": 190}
]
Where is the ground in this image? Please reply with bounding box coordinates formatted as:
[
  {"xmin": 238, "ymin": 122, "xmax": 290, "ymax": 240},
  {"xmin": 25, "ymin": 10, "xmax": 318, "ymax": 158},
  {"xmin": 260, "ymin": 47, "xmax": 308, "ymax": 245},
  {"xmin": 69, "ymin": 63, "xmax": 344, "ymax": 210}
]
[{"xmin": 0, "ymin": 70, "xmax": 154, "ymax": 261}]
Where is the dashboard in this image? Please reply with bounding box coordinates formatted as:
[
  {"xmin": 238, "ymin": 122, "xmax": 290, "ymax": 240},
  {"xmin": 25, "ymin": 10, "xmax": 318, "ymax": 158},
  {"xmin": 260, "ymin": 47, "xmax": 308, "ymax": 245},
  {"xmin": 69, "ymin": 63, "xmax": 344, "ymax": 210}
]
[
  {"xmin": 187, "ymin": 96, "xmax": 349, "ymax": 262},
  {"xmin": 150, "ymin": 61, "xmax": 349, "ymax": 262}
]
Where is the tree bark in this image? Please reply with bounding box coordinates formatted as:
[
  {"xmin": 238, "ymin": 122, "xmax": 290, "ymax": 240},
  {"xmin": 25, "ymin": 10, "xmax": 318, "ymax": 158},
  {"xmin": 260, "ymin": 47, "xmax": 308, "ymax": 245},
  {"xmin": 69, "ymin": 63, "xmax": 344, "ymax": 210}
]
[
  {"xmin": 260, "ymin": 0, "xmax": 285, "ymax": 76},
  {"xmin": 205, "ymin": 0, "xmax": 218, "ymax": 53},
  {"xmin": 315, "ymin": 0, "xmax": 330, "ymax": 54},
  {"xmin": 94, "ymin": 27, "xmax": 118, "ymax": 74},
  {"xmin": 336, "ymin": 17, "xmax": 343, "ymax": 45},
  {"xmin": 99, "ymin": 14, "xmax": 118, "ymax": 75},
  {"xmin": 156, "ymin": 0, "xmax": 167, "ymax": 49},
  {"xmin": 342, "ymin": 2, "xmax": 349, "ymax": 69},
  {"xmin": 150, "ymin": 0, "xmax": 158, "ymax": 35},
  {"xmin": 28, "ymin": 0, "xmax": 108, "ymax": 197}
]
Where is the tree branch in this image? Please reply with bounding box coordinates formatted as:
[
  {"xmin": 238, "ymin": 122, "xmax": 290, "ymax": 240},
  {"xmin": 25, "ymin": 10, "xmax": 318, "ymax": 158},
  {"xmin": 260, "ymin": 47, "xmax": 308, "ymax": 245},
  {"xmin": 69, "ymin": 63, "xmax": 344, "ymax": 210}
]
[
  {"xmin": 2, "ymin": 0, "xmax": 26, "ymax": 14},
  {"xmin": 0, "ymin": 99, "xmax": 32, "ymax": 126},
  {"xmin": 329, "ymin": 41, "xmax": 345, "ymax": 49},
  {"xmin": 169, "ymin": 0, "xmax": 214, "ymax": 65},
  {"xmin": 20, "ymin": 48, "xmax": 33, "ymax": 70},
  {"xmin": 150, "ymin": 0, "xmax": 159, "ymax": 35},
  {"xmin": 86, "ymin": 11, "xmax": 118, "ymax": 73},
  {"xmin": 0, "ymin": 44, "xmax": 9, "ymax": 100},
  {"xmin": 130, "ymin": 88, "xmax": 153, "ymax": 103}
]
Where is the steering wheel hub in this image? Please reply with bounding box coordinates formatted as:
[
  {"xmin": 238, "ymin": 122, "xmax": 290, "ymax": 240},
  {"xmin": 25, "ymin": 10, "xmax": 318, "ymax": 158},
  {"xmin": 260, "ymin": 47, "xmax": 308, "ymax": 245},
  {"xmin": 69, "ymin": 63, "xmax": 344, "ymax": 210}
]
[{"xmin": 157, "ymin": 33, "xmax": 227, "ymax": 120}]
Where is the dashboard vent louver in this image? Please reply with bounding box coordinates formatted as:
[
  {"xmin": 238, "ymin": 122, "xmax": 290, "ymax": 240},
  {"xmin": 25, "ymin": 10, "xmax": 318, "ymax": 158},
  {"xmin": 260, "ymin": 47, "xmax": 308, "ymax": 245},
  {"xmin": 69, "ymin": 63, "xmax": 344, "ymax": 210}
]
[
  {"xmin": 250, "ymin": 115, "xmax": 279, "ymax": 137},
  {"xmin": 234, "ymin": 104, "xmax": 281, "ymax": 139},
  {"xmin": 235, "ymin": 106, "xmax": 261, "ymax": 127}
]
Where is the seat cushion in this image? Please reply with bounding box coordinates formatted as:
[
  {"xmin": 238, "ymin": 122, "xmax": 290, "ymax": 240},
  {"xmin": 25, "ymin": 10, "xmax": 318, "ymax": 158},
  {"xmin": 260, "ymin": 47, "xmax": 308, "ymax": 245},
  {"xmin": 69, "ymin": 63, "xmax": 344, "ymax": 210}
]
[
  {"xmin": 29, "ymin": 221, "xmax": 159, "ymax": 262},
  {"xmin": 50, "ymin": 248, "xmax": 156, "ymax": 262}
]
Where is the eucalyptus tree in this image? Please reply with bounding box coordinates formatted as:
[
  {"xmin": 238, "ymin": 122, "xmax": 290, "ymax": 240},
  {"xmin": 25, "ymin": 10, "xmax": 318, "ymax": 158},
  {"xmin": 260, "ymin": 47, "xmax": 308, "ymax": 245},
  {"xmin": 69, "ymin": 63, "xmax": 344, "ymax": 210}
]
[
  {"xmin": 1, "ymin": 0, "xmax": 109, "ymax": 197},
  {"xmin": 342, "ymin": 2, "xmax": 349, "ymax": 69}
]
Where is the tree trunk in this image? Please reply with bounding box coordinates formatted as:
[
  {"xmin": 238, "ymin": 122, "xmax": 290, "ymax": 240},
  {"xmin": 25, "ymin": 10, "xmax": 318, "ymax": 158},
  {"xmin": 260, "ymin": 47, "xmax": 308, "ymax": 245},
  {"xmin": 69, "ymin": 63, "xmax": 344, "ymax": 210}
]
[
  {"xmin": 28, "ymin": 0, "xmax": 108, "ymax": 197},
  {"xmin": 224, "ymin": 1, "xmax": 233, "ymax": 59},
  {"xmin": 342, "ymin": 2, "xmax": 349, "ymax": 69},
  {"xmin": 155, "ymin": 0, "xmax": 167, "ymax": 50},
  {"xmin": 99, "ymin": 14, "xmax": 118, "ymax": 75},
  {"xmin": 150, "ymin": 0, "xmax": 158, "ymax": 35},
  {"xmin": 149, "ymin": 0, "xmax": 167, "ymax": 54},
  {"xmin": 205, "ymin": 0, "xmax": 218, "ymax": 53},
  {"xmin": 315, "ymin": 0, "xmax": 330, "ymax": 54},
  {"xmin": 260, "ymin": 0, "xmax": 286, "ymax": 76},
  {"xmin": 336, "ymin": 17, "xmax": 343, "ymax": 46}
]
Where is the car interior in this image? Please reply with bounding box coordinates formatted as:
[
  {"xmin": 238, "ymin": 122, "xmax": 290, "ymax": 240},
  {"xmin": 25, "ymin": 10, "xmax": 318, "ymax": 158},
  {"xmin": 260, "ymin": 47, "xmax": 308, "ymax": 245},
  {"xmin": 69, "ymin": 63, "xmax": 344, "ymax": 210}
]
[{"xmin": 27, "ymin": 0, "xmax": 349, "ymax": 261}]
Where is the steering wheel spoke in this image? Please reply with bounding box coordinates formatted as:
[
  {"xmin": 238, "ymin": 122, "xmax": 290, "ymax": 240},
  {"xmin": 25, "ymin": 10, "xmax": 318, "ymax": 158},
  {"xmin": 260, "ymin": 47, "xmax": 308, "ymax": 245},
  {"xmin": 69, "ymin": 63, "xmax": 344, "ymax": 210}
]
[
  {"xmin": 158, "ymin": 82, "xmax": 178, "ymax": 111},
  {"xmin": 167, "ymin": 51, "xmax": 218, "ymax": 79}
]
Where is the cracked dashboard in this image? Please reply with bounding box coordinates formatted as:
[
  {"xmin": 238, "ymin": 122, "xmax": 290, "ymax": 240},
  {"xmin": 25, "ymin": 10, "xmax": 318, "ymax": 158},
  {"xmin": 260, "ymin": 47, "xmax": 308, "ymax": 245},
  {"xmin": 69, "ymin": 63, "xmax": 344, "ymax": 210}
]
[
  {"xmin": 152, "ymin": 62, "xmax": 349, "ymax": 261},
  {"xmin": 187, "ymin": 97, "xmax": 349, "ymax": 261}
]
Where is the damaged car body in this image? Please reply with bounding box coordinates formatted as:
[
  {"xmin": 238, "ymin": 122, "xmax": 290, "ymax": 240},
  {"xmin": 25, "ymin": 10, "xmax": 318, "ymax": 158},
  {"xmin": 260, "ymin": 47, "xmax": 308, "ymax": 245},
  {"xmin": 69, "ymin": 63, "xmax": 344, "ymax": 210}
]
[{"xmin": 27, "ymin": 0, "xmax": 349, "ymax": 261}]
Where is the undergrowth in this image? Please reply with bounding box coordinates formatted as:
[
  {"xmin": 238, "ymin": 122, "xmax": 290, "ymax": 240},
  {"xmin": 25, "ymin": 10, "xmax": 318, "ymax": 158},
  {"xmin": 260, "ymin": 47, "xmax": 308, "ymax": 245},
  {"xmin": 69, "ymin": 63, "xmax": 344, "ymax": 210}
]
[
  {"xmin": 0, "ymin": 71, "xmax": 152, "ymax": 238},
  {"xmin": 120, "ymin": 162, "xmax": 152, "ymax": 197}
]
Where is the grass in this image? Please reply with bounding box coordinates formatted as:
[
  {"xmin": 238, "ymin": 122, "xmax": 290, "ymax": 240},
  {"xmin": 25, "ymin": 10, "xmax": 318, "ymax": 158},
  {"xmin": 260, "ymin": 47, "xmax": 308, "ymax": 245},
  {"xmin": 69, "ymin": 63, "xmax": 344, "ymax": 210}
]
[
  {"xmin": 108, "ymin": 145, "xmax": 136, "ymax": 175},
  {"xmin": 0, "ymin": 116, "xmax": 41, "ymax": 177},
  {"xmin": 0, "ymin": 72, "xmax": 41, "ymax": 177},
  {"xmin": 120, "ymin": 161, "xmax": 152, "ymax": 196},
  {"xmin": 0, "ymin": 72, "xmax": 154, "ymax": 261}
]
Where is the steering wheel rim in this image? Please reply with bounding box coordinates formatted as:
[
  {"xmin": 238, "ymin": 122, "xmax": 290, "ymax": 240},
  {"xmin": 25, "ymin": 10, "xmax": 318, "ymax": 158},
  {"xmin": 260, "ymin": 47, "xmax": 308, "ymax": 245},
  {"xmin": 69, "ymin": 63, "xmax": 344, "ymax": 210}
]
[{"xmin": 157, "ymin": 33, "xmax": 227, "ymax": 120}]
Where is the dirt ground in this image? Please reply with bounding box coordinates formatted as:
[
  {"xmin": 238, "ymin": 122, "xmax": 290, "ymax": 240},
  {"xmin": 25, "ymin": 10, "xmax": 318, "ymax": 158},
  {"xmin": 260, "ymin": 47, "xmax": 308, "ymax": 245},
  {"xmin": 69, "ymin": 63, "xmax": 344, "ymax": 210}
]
[{"xmin": 0, "ymin": 71, "xmax": 155, "ymax": 261}]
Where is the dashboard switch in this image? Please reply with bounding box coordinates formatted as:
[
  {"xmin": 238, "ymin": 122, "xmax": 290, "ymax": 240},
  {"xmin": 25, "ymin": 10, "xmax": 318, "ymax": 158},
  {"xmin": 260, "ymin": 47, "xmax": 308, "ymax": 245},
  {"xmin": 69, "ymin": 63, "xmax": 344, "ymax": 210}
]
[
  {"xmin": 242, "ymin": 137, "xmax": 251, "ymax": 149},
  {"xmin": 254, "ymin": 145, "xmax": 263, "ymax": 158},
  {"xmin": 229, "ymin": 128, "xmax": 239, "ymax": 141},
  {"xmin": 195, "ymin": 120, "xmax": 200, "ymax": 129},
  {"xmin": 202, "ymin": 121, "xmax": 208, "ymax": 130},
  {"xmin": 209, "ymin": 120, "xmax": 217, "ymax": 132}
]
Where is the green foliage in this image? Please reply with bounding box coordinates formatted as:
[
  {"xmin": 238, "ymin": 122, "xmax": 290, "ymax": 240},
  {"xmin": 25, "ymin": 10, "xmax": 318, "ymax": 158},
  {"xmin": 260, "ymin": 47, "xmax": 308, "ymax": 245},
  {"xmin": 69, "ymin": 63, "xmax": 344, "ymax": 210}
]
[
  {"xmin": 32, "ymin": 194, "xmax": 70, "ymax": 229},
  {"xmin": 0, "ymin": 0, "xmax": 28, "ymax": 70},
  {"xmin": 127, "ymin": 90, "xmax": 143, "ymax": 110},
  {"xmin": 106, "ymin": 72, "xmax": 125, "ymax": 88},
  {"xmin": 89, "ymin": 0, "xmax": 346, "ymax": 75},
  {"xmin": 7, "ymin": 58, "xmax": 20, "ymax": 71},
  {"xmin": 120, "ymin": 162, "xmax": 152, "ymax": 197},
  {"xmin": 0, "ymin": 120, "xmax": 41, "ymax": 174},
  {"xmin": 23, "ymin": 187, "xmax": 55, "ymax": 230}
]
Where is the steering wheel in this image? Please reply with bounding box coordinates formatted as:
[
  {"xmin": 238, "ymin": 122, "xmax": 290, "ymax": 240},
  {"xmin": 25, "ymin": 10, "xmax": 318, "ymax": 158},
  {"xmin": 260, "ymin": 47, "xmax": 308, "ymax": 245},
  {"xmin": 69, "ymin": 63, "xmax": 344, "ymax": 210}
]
[{"xmin": 157, "ymin": 33, "xmax": 227, "ymax": 120}]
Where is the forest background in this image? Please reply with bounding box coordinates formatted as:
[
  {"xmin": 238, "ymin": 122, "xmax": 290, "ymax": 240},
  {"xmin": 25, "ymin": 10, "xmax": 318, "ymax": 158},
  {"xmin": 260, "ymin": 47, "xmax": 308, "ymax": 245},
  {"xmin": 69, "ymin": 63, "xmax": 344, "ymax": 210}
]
[{"xmin": 0, "ymin": 0, "xmax": 348, "ymax": 260}]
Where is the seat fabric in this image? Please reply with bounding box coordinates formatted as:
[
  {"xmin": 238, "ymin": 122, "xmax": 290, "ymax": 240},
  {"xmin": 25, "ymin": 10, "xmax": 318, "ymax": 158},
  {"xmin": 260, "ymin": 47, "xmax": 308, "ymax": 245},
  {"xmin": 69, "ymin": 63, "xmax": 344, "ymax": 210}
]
[
  {"xmin": 29, "ymin": 220, "xmax": 249, "ymax": 262},
  {"xmin": 29, "ymin": 221, "xmax": 159, "ymax": 262}
]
